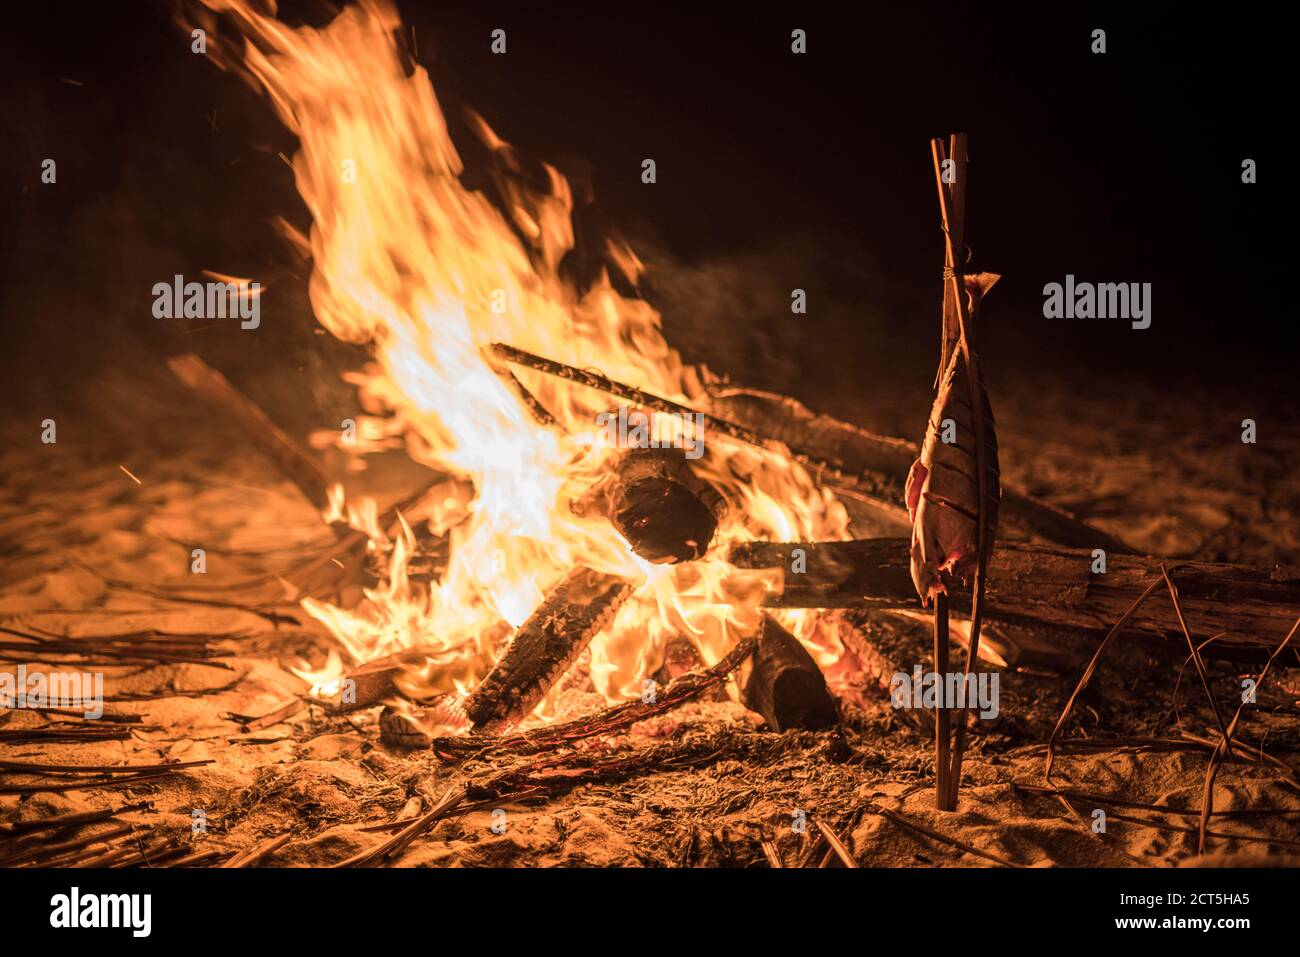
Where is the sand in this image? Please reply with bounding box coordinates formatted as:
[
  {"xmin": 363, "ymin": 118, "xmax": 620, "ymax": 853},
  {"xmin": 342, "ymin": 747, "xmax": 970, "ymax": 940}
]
[{"xmin": 2, "ymin": 360, "xmax": 1297, "ymax": 868}]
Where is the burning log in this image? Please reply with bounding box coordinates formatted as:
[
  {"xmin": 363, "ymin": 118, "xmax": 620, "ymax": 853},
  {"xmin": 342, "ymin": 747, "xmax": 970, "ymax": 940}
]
[
  {"xmin": 379, "ymin": 695, "xmax": 471, "ymax": 749},
  {"xmin": 490, "ymin": 341, "xmax": 1124, "ymax": 553},
  {"xmin": 463, "ymin": 567, "xmax": 636, "ymax": 730},
  {"xmin": 733, "ymin": 538, "xmax": 1300, "ymax": 662},
  {"xmin": 328, "ymin": 646, "xmax": 444, "ymax": 713},
  {"xmin": 741, "ymin": 616, "xmax": 838, "ymax": 732},
  {"xmin": 464, "ymin": 447, "xmax": 726, "ymax": 731},
  {"xmin": 588, "ymin": 447, "xmax": 727, "ymax": 564},
  {"xmin": 166, "ymin": 353, "xmax": 332, "ymax": 510},
  {"xmin": 434, "ymin": 635, "xmax": 757, "ymax": 758},
  {"xmin": 837, "ymin": 612, "xmax": 935, "ymax": 733}
]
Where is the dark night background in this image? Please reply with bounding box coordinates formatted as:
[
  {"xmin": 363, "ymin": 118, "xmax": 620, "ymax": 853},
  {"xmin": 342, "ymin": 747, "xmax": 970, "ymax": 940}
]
[{"xmin": 2, "ymin": 1, "xmax": 1284, "ymax": 438}]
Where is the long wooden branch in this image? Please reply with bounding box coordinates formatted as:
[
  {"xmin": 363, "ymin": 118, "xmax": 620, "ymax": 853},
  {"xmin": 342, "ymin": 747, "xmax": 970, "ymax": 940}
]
[
  {"xmin": 491, "ymin": 342, "xmax": 1123, "ymax": 552},
  {"xmin": 434, "ymin": 635, "xmax": 757, "ymax": 758},
  {"xmin": 733, "ymin": 539, "xmax": 1300, "ymax": 660},
  {"xmin": 167, "ymin": 352, "xmax": 331, "ymax": 510}
]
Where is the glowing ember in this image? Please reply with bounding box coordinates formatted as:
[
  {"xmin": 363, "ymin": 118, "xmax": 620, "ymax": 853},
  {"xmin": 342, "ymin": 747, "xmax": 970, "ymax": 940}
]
[{"xmin": 199, "ymin": 0, "xmax": 851, "ymax": 720}]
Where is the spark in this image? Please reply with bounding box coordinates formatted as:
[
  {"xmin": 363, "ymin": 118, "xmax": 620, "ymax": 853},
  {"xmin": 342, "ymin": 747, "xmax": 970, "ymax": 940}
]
[{"xmin": 119, "ymin": 466, "xmax": 142, "ymax": 485}]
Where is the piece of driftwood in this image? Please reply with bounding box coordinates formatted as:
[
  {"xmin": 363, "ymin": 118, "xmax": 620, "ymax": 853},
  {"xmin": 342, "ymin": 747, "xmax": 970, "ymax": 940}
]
[
  {"xmin": 813, "ymin": 817, "xmax": 859, "ymax": 867},
  {"xmin": 706, "ymin": 388, "xmax": 1127, "ymax": 553},
  {"xmin": 0, "ymin": 623, "xmax": 234, "ymax": 669},
  {"xmin": 0, "ymin": 759, "xmax": 214, "ymax": 774},
  {"xmin": 741, "ymin": 617, "xmax": 837, "ymax": 731},
  {"xmin": 0, "ymin": 725, "xmax": 139, "ymax": 744},
  {"xmin": 733, "ymin": 538, "xmax": 1300, "ymax": 662},
  {"xmin": 1, "ymin": 824, "xmax": 138, "ymax": 867},
  {"xmin": 227, "ymin": 698, "xmax": 306, "ymax": 732},
  {"xmin": 166, "ymin": 352, "xmax": 332, "ymax": 511},
  {"xmin": 463, "ymin": 568, "xmax": 635, "ymax": 730},
  {"xmin": 222, "ymin": 832, "xmax": 293, "ymax": 868},
  {"xmin": 0, "ymin": 805, "xmax": 145, "ymax": 840},
  {"xmin": 0, "ymin": 758, "xmax": 214, "ymax": 795}
]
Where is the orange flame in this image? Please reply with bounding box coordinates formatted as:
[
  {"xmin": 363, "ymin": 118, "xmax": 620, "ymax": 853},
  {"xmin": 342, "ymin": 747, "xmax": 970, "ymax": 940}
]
[{"xmin": 203, "ymin": 0, "xmax": 851, "ymax": 716}]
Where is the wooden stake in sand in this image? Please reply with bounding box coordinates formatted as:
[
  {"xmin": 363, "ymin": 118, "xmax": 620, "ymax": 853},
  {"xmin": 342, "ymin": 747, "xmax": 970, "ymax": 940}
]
[{"xmin": 904, "ymin": 134, "xmax": 1002, "ymax": 811}]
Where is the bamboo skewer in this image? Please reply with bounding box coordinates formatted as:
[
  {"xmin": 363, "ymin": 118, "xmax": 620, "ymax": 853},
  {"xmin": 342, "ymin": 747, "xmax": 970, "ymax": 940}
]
[
  {"xmin": 933, "ymin": 593, "xmax": 952, "ymax": 807},
  {"xmin": 927, "ymin": 134, "xmax": 967, "ymax": 810},
  {"xmin": 929, "ymin": 133, "xmax": 995, "ymax": 810}
]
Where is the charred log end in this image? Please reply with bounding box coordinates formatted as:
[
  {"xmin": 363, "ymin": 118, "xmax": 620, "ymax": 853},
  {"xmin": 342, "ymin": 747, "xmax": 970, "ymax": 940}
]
[
  {"xmin": 379, "ymin": 706, "xmax": 432, "ymax": 749},
  {"xmin": 380, "ymin": 694, "xmax": 469, "ymax": 749},
  {"xmin": 616, "ymin": 478, "xmax": 717, "ymax": 563},
  {"xmin": 609, "ymin": 447, "xmax": 727, "ymax": 563},
  {"xmin": 331, "ymin": 647, "xmax": 438, "ymax": 713},
  {"xmin": 652, "ymin": 636, "xmax": 704, "ymax": 684},
  {"xmin": 742, "ymin": 617, "xmax": 838, "ymax": 732}
]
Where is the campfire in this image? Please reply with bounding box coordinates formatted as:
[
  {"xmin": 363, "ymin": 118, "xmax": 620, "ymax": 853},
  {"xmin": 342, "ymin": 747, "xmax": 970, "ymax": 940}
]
[
  {"xmin": 157, "ymin": 0, "xmax": 873, "ymax": 745},
  {"xmin": 3, "ymin": 0, "xmax": 1298, "ymax": 881}
]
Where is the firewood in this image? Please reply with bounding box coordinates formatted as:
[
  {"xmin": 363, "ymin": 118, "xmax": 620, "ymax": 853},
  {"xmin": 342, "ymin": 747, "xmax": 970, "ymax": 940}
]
[
  {"xmin": 733, "ymin": 538, "xmax": 1300, "ymax": 662},
  {"xmin": 166, "ymin": 352, "xmax": 332, "ymax": 510},
  {"xmin": 336, "ymin": 451, "xmax": 721, "ymax": 721},
  {"xmin": 837, "ymin": 612, "xmax": 934, "ymax": 734},
  {"xmin": 329, "ymin": 645, "xmax": 444, "ymax": 713},
  {"xmin": 463, "ymin": 448, "xmax": 725, "ymax": 730},
  {"xmin": 378, "ymin": 694, "xmax": 470, "ymax": 749},
  {"xmin": 586, "ymin": 447, "xmax": 727, "ymax": 564},
  {"xmin": 652, "ymin": 636, "xmax": 707, "ymax": 685},
  {"xmin": 379, "ymin": 705, "xmax": 435, "ymax": 749},
  {"xmin": 707, "ymin": 388, "xmax": 1127, "ymax": 553},
  {"xmin": 463, "ymin": 567, "xmax": 635, "ymax": 730},
  {"xmin": 433, "ymin": 635, "xmax": 757, "ymax": 758},
  {"xmin": 740, "ymin": 617, "xmax": 837, "ymax": 732},
  {"xmin": 492, "ymin": 341, "xmax": 1123, "ymax": 553}
]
